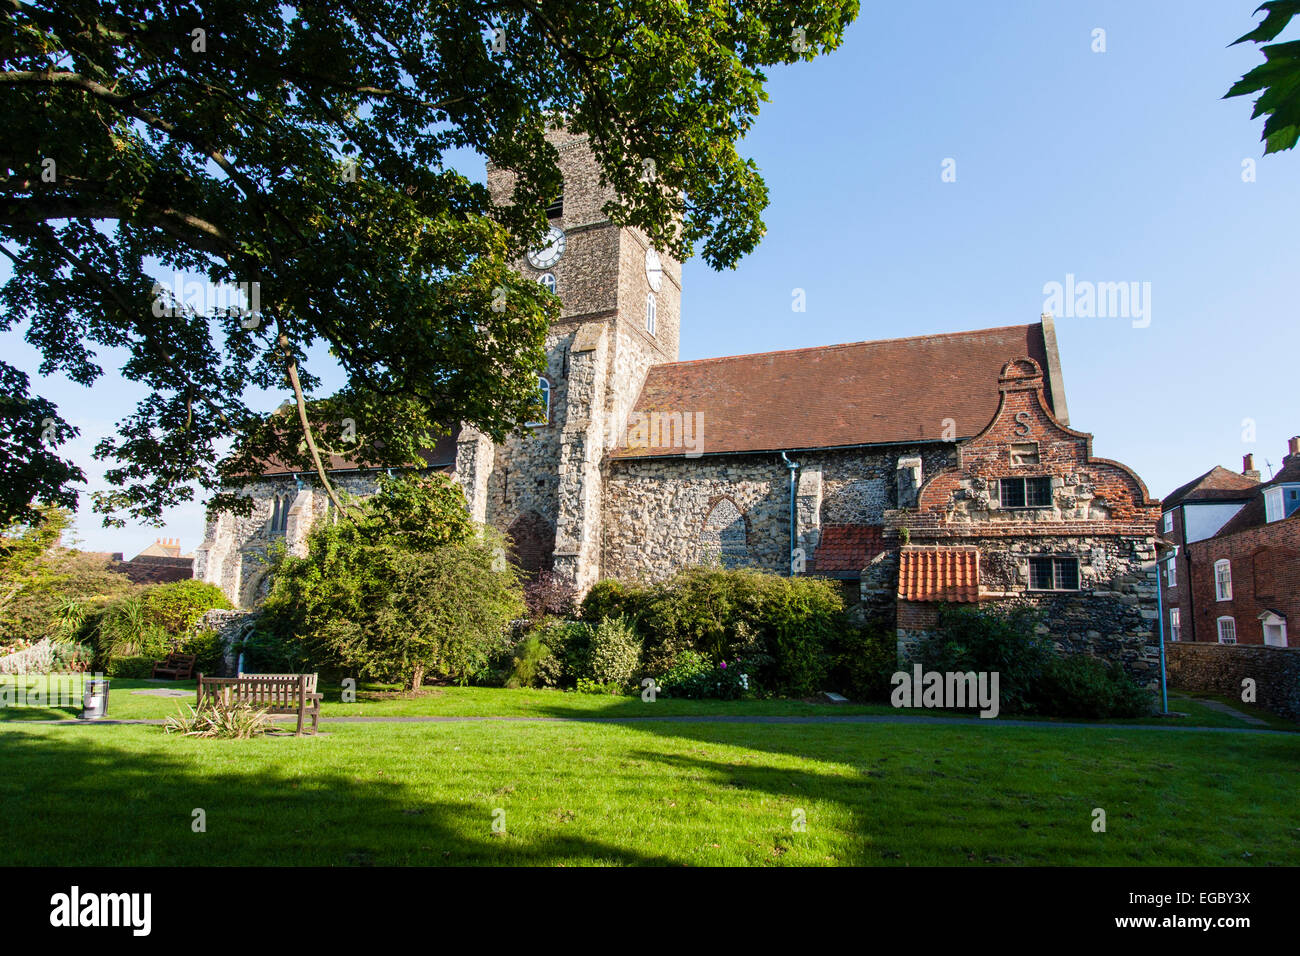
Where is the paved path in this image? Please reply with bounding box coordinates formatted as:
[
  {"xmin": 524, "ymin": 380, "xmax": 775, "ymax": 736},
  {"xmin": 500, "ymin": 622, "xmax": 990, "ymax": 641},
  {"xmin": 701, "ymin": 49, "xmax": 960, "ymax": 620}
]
[{"xmin": 10, "ymin": 712, "xmax": 1297, "ymax": 735}]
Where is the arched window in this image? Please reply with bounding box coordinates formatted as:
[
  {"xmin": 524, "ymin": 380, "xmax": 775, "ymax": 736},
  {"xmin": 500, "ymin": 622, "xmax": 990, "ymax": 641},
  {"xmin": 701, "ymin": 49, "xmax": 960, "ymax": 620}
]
[
  {"xmin": 1214, "ymin": 558, "xmax": 1232, "ymax": 601},
  {"xmin": 645, "ymin": 292, "xmax": 656, "ymax": 336},
  {"xmin": 699, "ymin": 497, "xmax": 748, "ymax": 568},
  {"xmin": 528, "ymin": 377, "xmax": 550, "ymax": 427},
  {"xmin": 538, "ymin": 272, "xmax": 556, "ymax": 294}
]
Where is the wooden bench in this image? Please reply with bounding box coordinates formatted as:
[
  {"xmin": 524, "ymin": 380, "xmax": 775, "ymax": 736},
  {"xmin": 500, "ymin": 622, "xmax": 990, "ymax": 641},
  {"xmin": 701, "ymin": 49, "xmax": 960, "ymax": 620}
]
[
  {"xmin": 152, "ymin": 652, "xmax": 197, "ymax": 680},
  {"xmin": 195, "ymin": 673, "xmax": 322, "ymax": 736}
]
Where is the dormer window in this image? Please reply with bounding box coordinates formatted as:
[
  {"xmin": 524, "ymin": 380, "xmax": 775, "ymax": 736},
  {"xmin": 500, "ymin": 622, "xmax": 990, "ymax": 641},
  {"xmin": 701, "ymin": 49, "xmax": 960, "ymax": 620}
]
[
  {"xmin": 527, "ymin": 377, "xmax": 550, "ymax": 427},
  {"xmin": 1264, "ymin": 484, "xmax": 1300, "ymax": 522}
]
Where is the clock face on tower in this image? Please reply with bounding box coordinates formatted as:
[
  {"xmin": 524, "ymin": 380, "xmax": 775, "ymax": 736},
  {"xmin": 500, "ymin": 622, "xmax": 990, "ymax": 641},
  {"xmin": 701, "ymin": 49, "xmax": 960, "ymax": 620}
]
[
  {"xmin": 527, "ymin": 226, "xmax": 566, "ymax": 270},
  {"xmin": 644, "ymin": 247, "xmax": 662, "ymax": 292}
]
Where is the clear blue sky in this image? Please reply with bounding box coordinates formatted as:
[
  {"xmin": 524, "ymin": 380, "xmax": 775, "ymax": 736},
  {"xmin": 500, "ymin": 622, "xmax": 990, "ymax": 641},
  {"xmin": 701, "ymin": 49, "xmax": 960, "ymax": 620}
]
[{"xmin": 4, "ymin": 0, "xmax": 1296, "ymax": 555}]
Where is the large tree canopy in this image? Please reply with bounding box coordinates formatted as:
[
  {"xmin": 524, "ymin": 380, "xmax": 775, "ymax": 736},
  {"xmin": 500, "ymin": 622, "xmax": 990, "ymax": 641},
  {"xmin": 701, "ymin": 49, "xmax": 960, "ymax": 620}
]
[
  {"xmin": 0, "ymin": 0, "xmax": 857, "ymax": 526},
  {"xmin": 1227, "ymin": 1, "xmax": 1300, "ymax": 153}
]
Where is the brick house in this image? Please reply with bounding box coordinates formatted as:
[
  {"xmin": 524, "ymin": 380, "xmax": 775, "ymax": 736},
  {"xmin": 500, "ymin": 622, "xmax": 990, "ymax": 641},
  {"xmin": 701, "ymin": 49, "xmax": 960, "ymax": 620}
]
[
  {"xmin": 1154, "ymin": 461, "xmax": 1259, "ymax": 644},
  {"xmin": 1174, "ymin": 439, "xmax": 1300, "ymax": 647}
]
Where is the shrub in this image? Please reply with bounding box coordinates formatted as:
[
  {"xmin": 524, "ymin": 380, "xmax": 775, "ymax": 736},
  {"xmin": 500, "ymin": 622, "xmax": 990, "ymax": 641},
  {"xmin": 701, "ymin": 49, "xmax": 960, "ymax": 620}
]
[
  {"xmin": 657, "ymin": 649, "xmax": 750, "ymax": 699},
  {"xmin": 106, "ymin": 655, "xmax": 156, "ymax": 678},
  {"xmin": 165, "ymin": 700, "xmax": 271, "ymax": 739},
  {"xmin": 586, "ymin": 568, "xmax": 845, "ymax": 697},
  {"xmin": 182, "ymin": 629, "xmax": 225, "ymax": 676},
  {"xmin": 523, "ymin": 571, "xmax": 577, "ymax": 619},
  {"xmin": 587, "ymin": 615, "xmax": 642, "ymax": 690},
  {"xmin": 916, "ymin": 604, "xmax": 1052, "ymax": 714},
  {"xmin": 579, "ymin": 578, "xmax": 645, "ymax": 624},
  {"xmin": 1033, "ymin": 655, "xmax": 1153, "ymax": 719},
  {"xmin": 140, "ymin": 580, "xmax": 231, "ymax": 635},
  {"xmin": 238, "ymin": 626, "xmax": 312, "ymax": 676},
  {"xmin": 91, "ymin": 595, "xmax": 172, "ymax": 670},
  {"xmin": 829, "ymin": 623, "xmax": 898, "ymax": 702},
  {"xmin": 505, "ymin": 634, "xmax": 562, "ymax": 689},
  {"xmin": 575, "ymin": 677, "xmax": 626, "ymax": 695},
  {"xmin": 535, "ymin": 619, "xmax": 594, "ymax": 687}
]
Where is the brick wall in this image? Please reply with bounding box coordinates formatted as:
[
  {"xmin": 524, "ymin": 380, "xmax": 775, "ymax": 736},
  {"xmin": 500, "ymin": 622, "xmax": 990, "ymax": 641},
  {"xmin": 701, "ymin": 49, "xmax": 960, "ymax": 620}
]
[
  {"xmin": 1165, "ymin": 641, "xmax": 1300, "ymax": 721},
  {"xmin": 1186, "ymin": 517, "xmax": 1300, "ymax": 646}
]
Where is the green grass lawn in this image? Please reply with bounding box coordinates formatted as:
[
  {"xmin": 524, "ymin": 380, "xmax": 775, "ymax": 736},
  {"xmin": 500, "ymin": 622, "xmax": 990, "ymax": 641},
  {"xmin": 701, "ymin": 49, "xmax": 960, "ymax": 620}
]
[
  {"xmin": 1, "ymin": 675, "xmax": 1294, "ymax": 730},
  {"xmin": 1, "ymin": 717, "xmax": 1296, "ymax": 866}
]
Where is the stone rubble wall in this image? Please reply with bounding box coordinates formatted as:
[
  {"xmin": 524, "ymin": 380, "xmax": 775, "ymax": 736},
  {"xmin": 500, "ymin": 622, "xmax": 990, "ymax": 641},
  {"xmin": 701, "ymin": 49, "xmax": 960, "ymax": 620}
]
[{"xmin": 1165, "ymin": 641, "xmax": 1300, "ymax": 721}]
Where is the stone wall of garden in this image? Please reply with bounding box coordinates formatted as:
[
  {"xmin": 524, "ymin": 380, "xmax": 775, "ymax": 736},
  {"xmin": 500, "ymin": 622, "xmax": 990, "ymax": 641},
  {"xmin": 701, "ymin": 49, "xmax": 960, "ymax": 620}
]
[{"xmin": 1165, "ymin": 641, "xmax": 1300, "ymax": 721}]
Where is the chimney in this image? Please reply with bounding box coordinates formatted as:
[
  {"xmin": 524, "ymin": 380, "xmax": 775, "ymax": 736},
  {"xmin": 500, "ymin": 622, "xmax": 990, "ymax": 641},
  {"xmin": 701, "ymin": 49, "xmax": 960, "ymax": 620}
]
[
  {"xmin": 1286, "ymin": 436, "xmax": 1300, "ymax": 467},
  {"xmin": 1242, "ymin": 454, "xmax": 1261, "ymax": 482}
]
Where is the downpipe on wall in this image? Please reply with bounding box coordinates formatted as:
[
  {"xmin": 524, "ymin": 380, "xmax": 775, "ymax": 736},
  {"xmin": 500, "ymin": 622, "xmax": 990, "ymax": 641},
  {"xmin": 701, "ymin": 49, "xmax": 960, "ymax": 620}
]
[{"xmin": 780, "ymin": 452, "xmax": 799, "ymax": 576}]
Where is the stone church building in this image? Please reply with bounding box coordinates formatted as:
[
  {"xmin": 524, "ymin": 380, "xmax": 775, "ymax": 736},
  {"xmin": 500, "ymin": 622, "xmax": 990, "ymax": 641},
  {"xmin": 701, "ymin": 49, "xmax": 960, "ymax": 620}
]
[{"xmin": 195, "ymin": 130, "xmax": 1163, "ymax": 681}]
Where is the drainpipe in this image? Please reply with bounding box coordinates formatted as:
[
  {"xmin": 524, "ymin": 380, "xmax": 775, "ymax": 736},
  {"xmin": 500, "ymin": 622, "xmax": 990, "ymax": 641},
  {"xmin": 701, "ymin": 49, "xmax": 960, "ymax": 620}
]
[
  {"xmin": 780, "ymin": 452, "xmax": 799, "ymax": 576},
  {"xmin": 1154, "ymin": 543, "xmax": 1176, "ymax": 715}
]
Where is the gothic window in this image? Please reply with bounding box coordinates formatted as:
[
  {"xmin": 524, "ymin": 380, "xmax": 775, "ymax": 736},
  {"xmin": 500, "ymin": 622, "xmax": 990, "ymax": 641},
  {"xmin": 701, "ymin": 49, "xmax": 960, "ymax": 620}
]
[
  {"xmin": 645, "ymin": 292, "xmax": 657, "ymax": 336},
  {"xmin": 527, "ymin": 377, "xmax": 551, "ymax": 427},
  {"xmin": 538, "ymin": 272, "xmax": 556, "ymax": 294},
  {"xmin": 699, "ymin": 498, "xmax": 749, "ymax": 568},
  {"xmin": 269, "ymin": 494, "xmax": 289, "ymax": 536}
]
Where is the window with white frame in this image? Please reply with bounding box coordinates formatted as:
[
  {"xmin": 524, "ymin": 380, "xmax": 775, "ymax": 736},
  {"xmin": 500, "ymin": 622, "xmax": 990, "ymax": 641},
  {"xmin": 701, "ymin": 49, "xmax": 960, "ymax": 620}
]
[
  {"xmin": 1165, "ymin": 556, "xmax": 1177, "ymax": 589},
  {"xmin": 1162, "ymin": 511, "xmax": 1173, "ymax": 533},
  {"xmin": 1169, "ymin": 607, "xmax": 1181, "ymax": 642},
  {"xmin": 1214, "ymin": 559, "xmax": 1232, "ymax": 601},
  {"xmin": 1216, "ymin": 616, "xmax": 1237, "ymax": 644},
  {"xmin": 645, "ymin": 292, "xmax": 656, "ymax": 335},
  {"xmin": 538, "ymin": 272, "xmax": 556, "ymax": 294}
]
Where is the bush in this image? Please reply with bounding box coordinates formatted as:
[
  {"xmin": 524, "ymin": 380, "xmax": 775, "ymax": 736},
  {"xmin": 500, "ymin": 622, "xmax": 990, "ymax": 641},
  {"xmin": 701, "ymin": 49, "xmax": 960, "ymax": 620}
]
[
  {"xmin": 575, "ymin": 677, "xmax": 626, "ymax": 695},
  {"xmin": 505, "ymin": 633, "xmax": 562, "ymax": 689},
  {"xmin": 106, "ymin": 655, "xmax": 156, "ymax": 678},
  {"xmin": 522, "ymin": 571, "xmax": 577, "ymax": 619},
  {"xmin": 238, "ymin": 625, "xmax": 312, "ymax": 676},
  {"xmin": 829, "ymin": 623, "xmax": 898, "ymax": 702},
  {"xmin": 657, "ymin": 649, "xmax": 750, "ymax": 699},
  {"xmin": 1033, "ymin": 655, "xmax": 1153, "ymax": 719},
  {"xmin": 140, "ymin": 580, "xmax": 231, "ymax": 635},
  {"xmin": 916, "ymin": 604, "xmax": 1052, "ymax": 714},
  {"xmin": 579, "ymin": 579, "xmax": 646, "ymax": 624},
  {"xmin": 917, "ymin": 604, "xmax": 1154, "ymax": 718},
  {"xmin": 587, "ymin": 615, "xmax": 642, "ymax": 690},
  {"xmin": 584, "ymin": 568, "xmax": 846, "ymax": 697},
  {"xmin": 181, "ymin": 629, "xmax": 225, "ymax": 676}
]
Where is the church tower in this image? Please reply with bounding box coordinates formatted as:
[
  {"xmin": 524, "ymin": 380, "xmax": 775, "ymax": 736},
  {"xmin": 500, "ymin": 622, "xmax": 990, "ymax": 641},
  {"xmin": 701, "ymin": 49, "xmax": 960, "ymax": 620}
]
[{"xmin": 456, "ymin": 126, "xmax": 682, "ymax": 593}]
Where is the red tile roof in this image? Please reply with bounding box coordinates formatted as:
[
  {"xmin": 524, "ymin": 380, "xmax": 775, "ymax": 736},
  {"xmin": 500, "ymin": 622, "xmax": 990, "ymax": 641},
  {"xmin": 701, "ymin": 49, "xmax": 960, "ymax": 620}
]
[
  {"xmin": 898, "ymin": 547, "xmax": 980, "ymax": 603},
  {"xmin": 810, "ymin": 524, "xmax": 886, "ymax": 573},
  {"xmin": 1160, "ymin": 465, "xmax": 1258, "ymax": 510},
  {"xmin": 612, "ymin": 323, "xmax": 1056, "ymax": 458}
]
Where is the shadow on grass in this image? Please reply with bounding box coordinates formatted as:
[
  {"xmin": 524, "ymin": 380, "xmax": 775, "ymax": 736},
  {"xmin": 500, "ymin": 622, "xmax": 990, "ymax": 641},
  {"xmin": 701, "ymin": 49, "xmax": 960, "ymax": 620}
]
[{"xmin": 0, "ymin": 727, "xmax": 679, "ymax": 866}]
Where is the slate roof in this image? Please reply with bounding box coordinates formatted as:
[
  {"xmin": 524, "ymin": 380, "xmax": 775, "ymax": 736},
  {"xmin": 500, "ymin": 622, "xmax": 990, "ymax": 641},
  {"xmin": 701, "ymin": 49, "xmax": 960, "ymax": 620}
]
[
  {"xmin": 809, "ymin": 524, "xmax": 886, "ymax": 575},
  {"xmin": 897, "ymin": 547, "xmax": 981, "ymax": 603},
  {"xmin": 1160, "ymin": 466, "xmax": 1259, "ymax": 511},
  {"xmin": 1211, "ymin": 456, "xmax": 1300, "ymax": 539},
  {"xmin": 612, "ymin": 323, "xmax": 1058, "ymax": 459}
]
